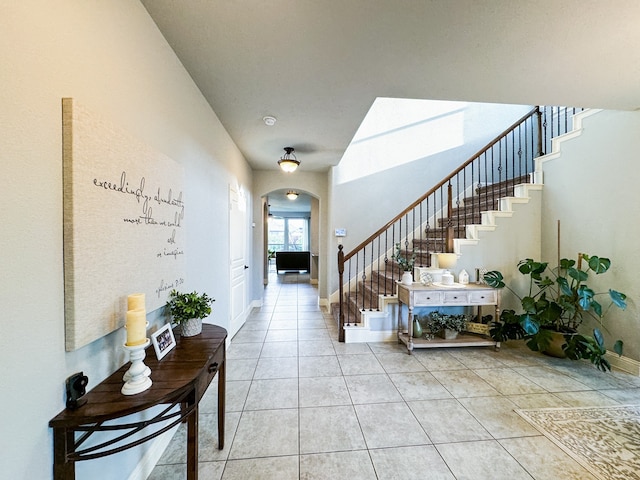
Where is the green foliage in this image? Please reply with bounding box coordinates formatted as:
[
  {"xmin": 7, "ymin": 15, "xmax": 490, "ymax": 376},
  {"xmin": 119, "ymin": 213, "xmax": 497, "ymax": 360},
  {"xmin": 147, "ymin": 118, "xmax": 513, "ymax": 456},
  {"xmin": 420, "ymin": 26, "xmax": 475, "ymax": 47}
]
[
  {"xmin": 166, "ymin": 290, "xmax": 215, "ymax": 324},
  {"xmin": 485, "ymin": 253, "xmax": 627, "ymax": 371},
  {"xmin": 392, "ymin": 243, "xmax": 416, "ymax": 272},
  {"xmin": 425, "ymin": 311, "xmax": 468, "ymax": 333}
]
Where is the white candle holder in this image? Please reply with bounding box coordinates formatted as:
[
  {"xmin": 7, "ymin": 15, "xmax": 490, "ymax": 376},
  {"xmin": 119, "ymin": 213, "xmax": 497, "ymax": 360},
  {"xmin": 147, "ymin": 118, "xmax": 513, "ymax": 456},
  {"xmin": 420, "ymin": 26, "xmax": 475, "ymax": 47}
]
[{"xmin": 121, "ymin": 339, "xmax": 152, "ymax": 395}]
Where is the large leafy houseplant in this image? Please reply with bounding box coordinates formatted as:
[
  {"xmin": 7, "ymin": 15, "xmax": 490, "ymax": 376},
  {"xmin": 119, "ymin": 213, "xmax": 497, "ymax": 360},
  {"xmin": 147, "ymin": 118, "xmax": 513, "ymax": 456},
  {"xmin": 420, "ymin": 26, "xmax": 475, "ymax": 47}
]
[{"xmin": 484, "ymin": 254, "xmax": 627, "ymax": 371}]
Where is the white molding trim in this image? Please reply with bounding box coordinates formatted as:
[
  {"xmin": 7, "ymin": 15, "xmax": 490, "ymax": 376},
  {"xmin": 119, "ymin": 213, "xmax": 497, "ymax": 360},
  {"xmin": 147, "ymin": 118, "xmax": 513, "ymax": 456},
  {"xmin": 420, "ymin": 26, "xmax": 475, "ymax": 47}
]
[{"xmin": 605, "ymin": 350, "xmax": 640, "ymax": 376}]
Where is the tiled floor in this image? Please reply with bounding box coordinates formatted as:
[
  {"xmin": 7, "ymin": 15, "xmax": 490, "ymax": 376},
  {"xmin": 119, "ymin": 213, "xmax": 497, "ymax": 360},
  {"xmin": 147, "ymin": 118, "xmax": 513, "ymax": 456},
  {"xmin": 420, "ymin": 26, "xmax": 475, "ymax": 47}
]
[{"xmin": 150, "ymin": 272, "xmax": 640, "ymax": 479}]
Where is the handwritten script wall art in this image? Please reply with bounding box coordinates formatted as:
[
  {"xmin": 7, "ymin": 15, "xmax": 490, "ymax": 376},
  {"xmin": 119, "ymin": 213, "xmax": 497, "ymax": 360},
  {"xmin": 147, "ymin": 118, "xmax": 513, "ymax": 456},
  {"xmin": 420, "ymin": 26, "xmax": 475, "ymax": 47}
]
[{"xmin": 62, "ymin": 98, "xmax": 185, "ymax": 351}]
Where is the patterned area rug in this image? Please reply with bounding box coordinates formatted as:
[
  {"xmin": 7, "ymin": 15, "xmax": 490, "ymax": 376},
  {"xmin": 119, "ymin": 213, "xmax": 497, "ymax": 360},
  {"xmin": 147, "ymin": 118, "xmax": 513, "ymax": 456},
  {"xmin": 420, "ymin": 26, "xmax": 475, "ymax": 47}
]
[{"xmin": 516, "ymin": 405, "xmax": 640, "ymax": 480}]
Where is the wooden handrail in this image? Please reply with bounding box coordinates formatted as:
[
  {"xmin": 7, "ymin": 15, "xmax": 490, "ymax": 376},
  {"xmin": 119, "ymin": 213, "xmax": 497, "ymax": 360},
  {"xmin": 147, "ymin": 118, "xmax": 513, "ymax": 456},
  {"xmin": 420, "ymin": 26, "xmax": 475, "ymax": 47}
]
[{"xmin": 342, "ymin": 106, "xmax": 540, "ymax": 262}]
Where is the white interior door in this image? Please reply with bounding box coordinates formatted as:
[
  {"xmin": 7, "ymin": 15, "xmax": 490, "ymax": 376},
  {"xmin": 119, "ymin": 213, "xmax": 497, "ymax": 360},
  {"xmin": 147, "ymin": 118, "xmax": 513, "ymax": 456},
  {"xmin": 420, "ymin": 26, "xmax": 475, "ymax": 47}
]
[{"xmin": 229, "ymin": 184, "xmax": 247, "ymax": 338}]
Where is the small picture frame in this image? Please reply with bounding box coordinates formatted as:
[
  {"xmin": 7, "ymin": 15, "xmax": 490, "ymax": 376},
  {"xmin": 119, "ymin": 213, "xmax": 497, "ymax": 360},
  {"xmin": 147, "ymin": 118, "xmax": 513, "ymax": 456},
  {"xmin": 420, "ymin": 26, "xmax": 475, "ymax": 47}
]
[{"xmin": 151, "ymin": 323, "xmax": 176, "ymax": 361}]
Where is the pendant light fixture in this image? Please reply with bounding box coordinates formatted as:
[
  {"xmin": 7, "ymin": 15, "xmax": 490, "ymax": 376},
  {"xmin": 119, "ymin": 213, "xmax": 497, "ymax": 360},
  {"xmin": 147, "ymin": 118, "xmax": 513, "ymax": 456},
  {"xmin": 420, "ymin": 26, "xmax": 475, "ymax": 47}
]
[
  {"xmin": 286, "ymin": 191, "xmax": 299, "ymax": 200},
  {"xmin": 278, "ymin": 147, "xmax": 300, "ymax": 173}
]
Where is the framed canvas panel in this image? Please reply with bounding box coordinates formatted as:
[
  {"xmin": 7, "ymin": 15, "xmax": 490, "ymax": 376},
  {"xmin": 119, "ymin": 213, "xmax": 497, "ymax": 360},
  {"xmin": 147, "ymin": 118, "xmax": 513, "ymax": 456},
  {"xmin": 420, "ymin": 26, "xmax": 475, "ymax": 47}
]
[{"xmin": 62, "ymin": 98, "xmax": 186, "ymax": 351}]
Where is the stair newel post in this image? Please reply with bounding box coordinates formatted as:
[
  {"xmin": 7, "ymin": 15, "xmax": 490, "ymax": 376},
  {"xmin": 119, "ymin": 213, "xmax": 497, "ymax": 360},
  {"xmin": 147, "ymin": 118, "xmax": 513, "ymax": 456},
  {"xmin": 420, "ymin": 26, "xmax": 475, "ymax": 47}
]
[
  {"xmin": 446, "ymin": 182, "xmax": 454, "ymax": 253},
  {"xmin": 536, "ymin": 106, "xmax": 544, "ymax": 157},
  {"xmin": 338, "ymin": 244, "xmax": 345, "ymax": 342}
]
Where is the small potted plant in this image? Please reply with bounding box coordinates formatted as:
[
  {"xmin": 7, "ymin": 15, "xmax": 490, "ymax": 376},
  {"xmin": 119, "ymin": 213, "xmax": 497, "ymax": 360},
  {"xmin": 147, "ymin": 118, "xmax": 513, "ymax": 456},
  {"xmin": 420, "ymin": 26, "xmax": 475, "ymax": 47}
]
[
  {"xmin": 393, "ymin": 243, "xmax": 417, "ymax": 285},
  {"xmin": 484, "ymin": 253, "xmax": 626, "ymax": 371},
  {"xmin": 426, "ymin": 311, "xmax": 468, "ymax": 339},
  {"xmin": 166, "ymin": 289, "xmax": 215, "ymax": 337}
]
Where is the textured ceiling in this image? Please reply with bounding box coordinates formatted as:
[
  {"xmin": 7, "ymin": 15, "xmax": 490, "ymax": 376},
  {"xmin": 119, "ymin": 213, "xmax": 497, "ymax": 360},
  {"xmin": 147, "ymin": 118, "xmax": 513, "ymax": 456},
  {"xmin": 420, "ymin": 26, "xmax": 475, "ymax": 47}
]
[{"xmin": 141, "ymin": 0, "xmax": 640, "ymax": 172}]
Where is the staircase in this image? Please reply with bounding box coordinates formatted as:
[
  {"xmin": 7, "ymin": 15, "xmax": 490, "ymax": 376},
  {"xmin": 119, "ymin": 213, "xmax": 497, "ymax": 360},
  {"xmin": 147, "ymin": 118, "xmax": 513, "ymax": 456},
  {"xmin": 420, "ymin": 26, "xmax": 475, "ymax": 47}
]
[
  {"xmin": 333, "ymin": 106, "xmax": 583, "ymax": 342},
  {"xmin": 334, "ymin": 176, "xmax": 529, "ymax": 326}
]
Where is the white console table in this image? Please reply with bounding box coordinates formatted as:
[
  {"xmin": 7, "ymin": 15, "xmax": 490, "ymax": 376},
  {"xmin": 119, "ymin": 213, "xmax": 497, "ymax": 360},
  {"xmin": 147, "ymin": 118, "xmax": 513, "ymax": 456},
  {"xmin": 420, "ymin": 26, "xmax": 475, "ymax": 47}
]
[{"xmin": 396, "ymin": 282, "xmax": 500, "ymax": 354}]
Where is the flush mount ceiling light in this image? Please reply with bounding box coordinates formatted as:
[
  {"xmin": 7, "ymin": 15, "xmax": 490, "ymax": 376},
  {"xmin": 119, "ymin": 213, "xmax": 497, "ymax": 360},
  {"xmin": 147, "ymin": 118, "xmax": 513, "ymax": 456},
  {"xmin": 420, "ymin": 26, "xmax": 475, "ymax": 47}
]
[
  {"xmin": 263, "ymin": 115, "xmax": 277, "ymax": 126},
  {"xmin": 278, "ymin": 147, "xmax": 300, "ymax": 173},
  {"xmin": 286, "ymin": 190, "xmax": 299, "ymax": 200}
]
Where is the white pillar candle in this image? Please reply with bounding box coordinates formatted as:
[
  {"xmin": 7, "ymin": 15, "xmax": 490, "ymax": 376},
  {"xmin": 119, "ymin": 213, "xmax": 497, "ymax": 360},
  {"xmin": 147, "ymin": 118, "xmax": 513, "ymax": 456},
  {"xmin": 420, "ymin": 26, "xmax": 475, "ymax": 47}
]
[
  {"xmin": 125, "ymin": 308, "xmax": 147, "ymax": 346},
  {"xmin": 127, "ymin": 293, "xmax": 145, "ymax": 311}
]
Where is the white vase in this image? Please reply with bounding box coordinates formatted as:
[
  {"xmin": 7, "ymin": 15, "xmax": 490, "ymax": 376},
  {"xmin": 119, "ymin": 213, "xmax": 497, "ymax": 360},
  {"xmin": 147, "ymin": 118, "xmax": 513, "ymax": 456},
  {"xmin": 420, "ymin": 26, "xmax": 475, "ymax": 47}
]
[
  {"xmin": 401, "ymin": 271, "xmax": 413, "ymax": 285},
  {"xmin": 181, "ymin": 318, "xmax": 202, "ymax": 337}
]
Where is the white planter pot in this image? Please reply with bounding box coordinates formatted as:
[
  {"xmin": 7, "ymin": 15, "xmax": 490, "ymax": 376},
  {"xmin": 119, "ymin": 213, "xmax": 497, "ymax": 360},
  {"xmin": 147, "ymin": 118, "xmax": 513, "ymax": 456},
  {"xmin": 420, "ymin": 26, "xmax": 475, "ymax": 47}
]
[
  {"xmin": 181, "ymin": 318, "xmax": 202, "ymax": 337},
  {"xmin": 401, "ymin": 271, "xmax": 413, "ymax": 285},
  {"xmin": 441, "ymin": 328, "xmax": 459, "ymax": 340}
]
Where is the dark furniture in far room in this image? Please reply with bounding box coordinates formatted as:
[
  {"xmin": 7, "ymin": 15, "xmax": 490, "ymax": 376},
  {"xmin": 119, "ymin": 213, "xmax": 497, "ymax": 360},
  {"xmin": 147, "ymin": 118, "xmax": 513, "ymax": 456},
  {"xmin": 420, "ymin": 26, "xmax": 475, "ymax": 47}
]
[{"xmin": 275, "ymin": 251, "xmax": 310, "ymax": 272}]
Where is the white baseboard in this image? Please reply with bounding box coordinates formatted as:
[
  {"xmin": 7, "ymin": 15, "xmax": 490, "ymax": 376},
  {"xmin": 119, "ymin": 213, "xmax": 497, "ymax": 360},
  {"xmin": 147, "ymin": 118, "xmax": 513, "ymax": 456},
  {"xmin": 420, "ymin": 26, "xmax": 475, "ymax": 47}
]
[
  {"xmin": 319, "ymin": 297, "xmax": 329, "ymax": 308},
  {"xmin": 127, "ymin": 426, "xmax": 179, "ymax": 480},
  {"xmin": 605, "ymin": 350, "xmax": 640, "ymax": 376}
]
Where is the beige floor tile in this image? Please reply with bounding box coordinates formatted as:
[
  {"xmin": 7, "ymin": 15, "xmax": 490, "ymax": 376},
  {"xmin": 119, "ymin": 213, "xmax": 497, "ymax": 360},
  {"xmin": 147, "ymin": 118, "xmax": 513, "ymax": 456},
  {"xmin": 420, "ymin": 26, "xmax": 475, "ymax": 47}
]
[
  {"xmin": 413, "ymin": 350, "xmax": 467, "ymax": 371},
  {"xmin": 299, "ymin": 376, "xmax": 351, "ymax": 407},
  {"xmin": 430, "ymin": 369, "xmax": 500, "ymax": 397},
  {"xmin": 600, "ymin": 387, "xmax": 640, "ymax": 403},
  {"xmin": 152, "ymin": 275, "xmax": 640, "ymax": 480},
  {"xmin": 231, "ymin": 329, "xmax": 267, "ymax": 343},
  {"xmin": 226, "ymin": 342, "xmax": 263, "ymax": 359},
  {"xmin": 506, "ymin": 392, "xmax": 570, "ymax": 409},
  {"xmin": 448, "ymin": 348, "xmax": 509, "ymax": 369},
  {"xmin": 499, "ymin": 436, "xmax": 598, "ymax": 480},
  {"xmin": 513, "ymin": 366, "xmax": 590, "ymax": 392},
  {"xmin": 299, "ymin": 405, "xmax": 366, "ymax": 453},
  {"xmin": 299, "ymin": 450, "xmax": 377, "ymax": 480},
  {"xmin": 369, "ymin": 445, "xmax": 455, "ymax": 480},
  {"xmin": 244, "ymin": 378, "xmax": 299, "ymax": 410},
  {"xmin": 337, "ymin": 353, "xmax": 385, "ymax": 375},
  {"xmin": 458, "ymin": 396, "xmax": 541, "ymax": 439},
  {"xmin": 254, "ymin": 356, "xmax": 298, "ymax": 379},
  {"xmin": 472, "ymin": 367, "xmax": 547, "ymax": 395},
  {"xmin": 298, "ymin": 340, "xmax": 335, "ymax": 356},
  {"xmin": 355, "ymin": 402, "xmax": 430, "ymax": 448},
  {"xmin": 260, "ymin": 341, "xmax": 298, "ymax": 357},
  {"xmin": 553, "ymin": 390, "xmax": 622, "ymax": 407},
  {"xmin": 222, "ymin": 456, "xmax": 299, "ymax": 480},
  {"xmin": 388, "ymin": 371, "xmax": 453, "ymax": 401},
  {"xmin": 408, "ymin": 399, "xmax": 492, "ymax": 443},
  {"xmin": 375, "ymin": 352, "xmax": 427, "ymax": 373},
  {"xmin": 264, "ymin": 329, "xmax": 298, "ymax": 342},
  {"xmin": 225, "ymin": 358, "xmax": 258, "ymax": 381},
  {"xmin": 436, "ymin": 440, "xmax": 534, "ymax": 479},
  {"xmin": 344, "ymin": 374, "xmax": 403, "ymax": 404},
  {"xmin": 298, "ymin": 355, "xmax": 342, "ymax": 378},
  {"xmin": 200, "ymin": 380, "xmax": 250, "ymax": 413},
  {"xmin": 228, "ymin": 409, "xmax": 298, "ymax": 459}
]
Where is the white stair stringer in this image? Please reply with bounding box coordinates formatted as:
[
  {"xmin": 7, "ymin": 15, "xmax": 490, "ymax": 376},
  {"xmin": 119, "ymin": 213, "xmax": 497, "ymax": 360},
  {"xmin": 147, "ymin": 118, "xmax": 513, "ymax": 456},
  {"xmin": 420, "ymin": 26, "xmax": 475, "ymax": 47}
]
[
  {"xmin": 533, "ymin": 109, "xmax": 601, "ymax": 184},
  {"xmin": 343, "ymin": 295, "xmax": 398, "ymax": 343},
  {"xmin": 343, "ymin": 182, "xmax": 543, "ymax": 343}
]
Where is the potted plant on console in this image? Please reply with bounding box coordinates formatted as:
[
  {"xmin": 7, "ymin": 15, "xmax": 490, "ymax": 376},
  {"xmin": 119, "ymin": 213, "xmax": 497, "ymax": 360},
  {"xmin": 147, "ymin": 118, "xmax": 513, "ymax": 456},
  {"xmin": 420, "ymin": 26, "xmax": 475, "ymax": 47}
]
[
  {"xmin": 393, "ymin": 243, "xmax": 417, "ymax": 285},
  {"xmin": 166, "ymin": 289, "xmax": 215, "ymax": 337},
  {"xmin": 484, "ymin": 253, "xmax": 626, "ymax": 371}
]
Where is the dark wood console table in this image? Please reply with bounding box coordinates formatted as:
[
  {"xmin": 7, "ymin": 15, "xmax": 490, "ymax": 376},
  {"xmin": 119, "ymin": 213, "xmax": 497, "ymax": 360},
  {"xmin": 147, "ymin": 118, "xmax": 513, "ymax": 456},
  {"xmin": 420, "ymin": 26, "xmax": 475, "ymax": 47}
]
[{"xmin": 49, "ymin": 324, "xmax": 227, "ymax": 480}]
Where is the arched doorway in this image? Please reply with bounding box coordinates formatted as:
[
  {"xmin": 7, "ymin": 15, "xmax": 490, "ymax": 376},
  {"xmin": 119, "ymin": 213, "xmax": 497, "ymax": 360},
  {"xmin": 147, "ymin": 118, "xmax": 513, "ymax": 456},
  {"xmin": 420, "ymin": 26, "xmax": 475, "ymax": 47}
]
[{"xmin": 263, "ymin": 189, "xmax": 319, "ymax": 288}]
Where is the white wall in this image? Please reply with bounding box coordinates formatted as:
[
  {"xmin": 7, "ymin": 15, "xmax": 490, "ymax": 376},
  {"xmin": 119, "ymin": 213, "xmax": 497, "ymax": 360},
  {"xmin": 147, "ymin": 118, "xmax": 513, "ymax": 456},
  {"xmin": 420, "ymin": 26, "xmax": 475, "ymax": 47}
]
[
  {"xmin": 0, "ymin": 2, "xmax": 252, "ymax": 478},
  {"xmin": 539, "ymin": 109, "xmax": 640, "ymax": 361}
]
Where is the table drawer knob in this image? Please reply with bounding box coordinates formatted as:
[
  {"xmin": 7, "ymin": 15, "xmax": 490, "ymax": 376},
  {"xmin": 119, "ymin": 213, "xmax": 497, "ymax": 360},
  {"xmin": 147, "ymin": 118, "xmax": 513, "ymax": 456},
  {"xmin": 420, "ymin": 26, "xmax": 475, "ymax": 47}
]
[{"xmin": 208, "ymin": 363, "xmax": 219, "ymax": 373}]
